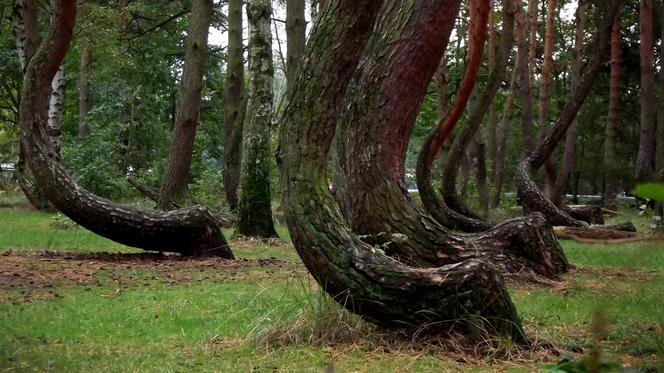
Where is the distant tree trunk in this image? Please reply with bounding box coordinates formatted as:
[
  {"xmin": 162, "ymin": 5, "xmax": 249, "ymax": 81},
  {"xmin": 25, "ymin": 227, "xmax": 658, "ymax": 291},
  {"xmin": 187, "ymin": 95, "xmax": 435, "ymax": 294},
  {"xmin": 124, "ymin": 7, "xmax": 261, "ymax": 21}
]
[
  {"xmin": 635, "ymin": 0, "xmax": 655, "ymax": 182},
  {"xmin": 11, "ymin": 0, "xmax": 54, "ymax": 211},
  {"xmin": 159, "ymin": 0, "xmax": 213, "ymax": 208},
  {"xmin": 475, "ymin": 140, "xmax": 489, "ymax": 217},
  {"xmin": 487, "ymin": 2, "xmax": 498, "ymax": 182},
  {"xmin": 527, "ymin": 0, "xmax": 537, "ymax": 92},
  {"xmin": 309, "ymin": 0, "xmax": 319, "ymax": 24},
  {"xmin": 236, "ymin": 0, "xmax": 278, "ymax": 238},
  {"xmin": 286, "ymin": 0, "xmax": 306, "ymax": 91},
  {"xmin": 47, "ymin": 65, "xmax": 64, "ymax": 154},
  {"xmin": 492, "ymin": 60, "xmax": 517, "ymax": 208},
  {"xmin": 657, "ymin": 2, "xmax": 664, "ymax": 217},
  {"xmin": 416, "ymin": 0, "xmax": 496, "ymax": 232},
  {"xmin": 20, "ymin": 0, "xmax": 233, "ymax": 258},
  {"xmin": 515, "ymin": 0, "xmax": 621, "ymax": 227},
  {"xmin": 78, "ymin": 3, "xmax": 92, "ymax": 137},
  {"xmin": 334, "ymin": 0, "xmax": 566, "ymax": 278},
  {"xmin": 538, "ymin": 0, "xmax": 557, "ymax": 197},
  {"xmin": 516, "ymin": 2, "xmax": 534, "ymax": 156},
  {"xmin": 439, "ymin": 0, "xmax": 515, "ymax": 221},
  {"xmin": 222, "ymin": 0, "xmax": 246, "ymax": 212},
  {"xmin": 277, "ymin": 0, "xmax": 528, "ymax": 342},
  {"xmin": 551, "ymin": 0, "xmax": 587, "ymax": 207},
  {"xmin": 603, "ymin": 15, "xmax": 621, "ymax": 210}
]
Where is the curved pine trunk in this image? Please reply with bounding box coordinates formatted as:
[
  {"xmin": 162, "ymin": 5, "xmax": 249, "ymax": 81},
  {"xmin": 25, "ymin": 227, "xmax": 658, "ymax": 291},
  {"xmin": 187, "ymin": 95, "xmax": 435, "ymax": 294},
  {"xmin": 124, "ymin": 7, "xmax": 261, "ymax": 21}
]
[
  {"xmin": 20, "ymin": 0, "xmax": 233, "ymax": 258},
  {"xmin": 278, "ymin": 0, "xmax": 528, "ymax": 342}
]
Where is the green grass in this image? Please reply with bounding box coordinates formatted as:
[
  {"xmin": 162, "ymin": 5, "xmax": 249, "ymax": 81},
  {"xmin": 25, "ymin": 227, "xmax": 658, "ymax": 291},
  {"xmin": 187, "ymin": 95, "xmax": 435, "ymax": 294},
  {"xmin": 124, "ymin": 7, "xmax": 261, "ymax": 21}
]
[{"xmin": 1, "ymin": 200, "xmax": 663, "ymax": 372}]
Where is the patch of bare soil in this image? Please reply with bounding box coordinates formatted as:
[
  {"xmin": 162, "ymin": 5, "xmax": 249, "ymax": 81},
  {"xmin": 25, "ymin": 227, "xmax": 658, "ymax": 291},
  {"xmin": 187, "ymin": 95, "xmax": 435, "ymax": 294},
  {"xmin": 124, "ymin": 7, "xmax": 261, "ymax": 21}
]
[{"xmin": 0, "ymin": 251, "xmax": 295, "ymax": 303}]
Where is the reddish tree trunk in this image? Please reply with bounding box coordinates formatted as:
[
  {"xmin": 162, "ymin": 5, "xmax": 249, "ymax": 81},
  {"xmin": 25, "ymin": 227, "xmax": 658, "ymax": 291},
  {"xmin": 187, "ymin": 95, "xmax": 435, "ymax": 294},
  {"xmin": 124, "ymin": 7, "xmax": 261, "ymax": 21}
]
[
  {"xmin": 635, "ymin": 0, "xmax": 655, "ymax": 182},
  {"xmin": 538, "ymin": 0, "xmax": 557, "ymax": 197},
  {"xmin": 603, "ymin": 15, "xmax": 621, "ymax": 209}
]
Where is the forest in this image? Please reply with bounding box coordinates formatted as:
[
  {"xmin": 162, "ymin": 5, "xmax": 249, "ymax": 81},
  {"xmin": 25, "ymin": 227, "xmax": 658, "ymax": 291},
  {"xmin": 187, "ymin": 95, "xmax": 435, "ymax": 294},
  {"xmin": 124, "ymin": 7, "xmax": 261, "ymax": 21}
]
[{"xmin": 0, "ymin": 0, "xmax": 663, "ymax": 371}]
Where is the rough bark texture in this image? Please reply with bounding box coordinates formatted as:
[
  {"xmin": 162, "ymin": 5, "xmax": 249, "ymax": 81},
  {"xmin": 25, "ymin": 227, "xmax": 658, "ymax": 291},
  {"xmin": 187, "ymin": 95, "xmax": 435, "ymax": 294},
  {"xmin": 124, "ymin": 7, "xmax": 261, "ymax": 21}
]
[
  {"xmin": 551, "ymin": 0, "xmax": 586, "ymax": 207},
  {"xmin": 487, "ymin": 2, "xmax": 498, "ymax": 182},
  {"xmin": 492, "ymin": 60, "xmax": 517, "ymax": 208},
  {"xmin": 222, "ymin": 0, "xmax": 246, "ymax": 212},
  {"xmin": 286, "ymin": 0, "xmax": 306, "ymax": 91},
  {"xmin": 416, "ymin": 0, "xmax": 496, "ymax": 232},
  {"xmin": 78, "ymin": 3, "xmax": 92, "ymax": 138},
  {"xmin": 47, "ymin": 65, "xmax": 64, "ymax": 154},
  {"xmin": 515, "ymin": 0, "xmax": 621, "ymax": 227},
  {"xmin": 236, "ymin": 0, "xmax": 278, "ymax": 238},
  {"xmin": 434, "ymin": 0, "xmax": 515, "ymax": 228},
  {"xmin": 603, "ymin": 15, "xmax": 621, "ymax": 210},
  {"xmin": 334, "ymin": 0, "xmax": 567, "ymax": 279},
  {"xmin": 277, "ymin": 0, "xmax": 528, "ymax": 341},
  {"xmin": 20, "ymin": 0, "xmax": 233, "ymax": 258},
  {"xmin": 635, "ymin": 0, "xmax": 655, "ymax": 182},
  {"xmin": 159, "ymin": 0, "xmax": 213, "ymax": 208}
]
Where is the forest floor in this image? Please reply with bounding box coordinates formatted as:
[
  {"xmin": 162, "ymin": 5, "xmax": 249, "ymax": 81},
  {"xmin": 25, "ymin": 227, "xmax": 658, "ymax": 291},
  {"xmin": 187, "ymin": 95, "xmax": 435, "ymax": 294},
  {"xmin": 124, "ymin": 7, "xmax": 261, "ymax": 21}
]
[{"xmin": 0, "ymin": 194, "xmax": 663, "ymax": 372}]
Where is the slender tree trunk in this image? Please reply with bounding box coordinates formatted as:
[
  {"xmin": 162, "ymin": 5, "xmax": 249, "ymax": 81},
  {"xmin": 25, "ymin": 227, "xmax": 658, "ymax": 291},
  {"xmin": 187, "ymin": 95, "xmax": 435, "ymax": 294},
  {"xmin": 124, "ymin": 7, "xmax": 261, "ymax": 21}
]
[
  {"xmin": 78, "ymin": 3, "xmax": 92, "ymax": 137},
  {"xmin": 476, "ymin": 140, "xmax": 489, "ymax": 217},
  {"xmin": 286, "ymin": 0, "xmax": 306, "ymax": 91},
  {"xmin": 603, "ymin": 15, "xmax": 621, "ymax": 210},
  {"xmin": 487, "ymin": 2, "xmax": 498, "ymax": 182},
  {"xmin": 222, "ymin": 0, "xmax": 246, "ymax": 212},
  {"xmin": 47, "ymin": 65, "xmax": 64, "ymax": 154},
  {"xmin": 656, "ymin": 2, "xmax": 664, "ymax": 217},
  {"xmin": 20, "ymin": 0, "xmax": 233, "ymax": 258},
  {"xmin": 516, "ymin": 2, "xmax": 534, "ymax": 156},
  {"xmin": 538, "ymin": 0, "xmax": 557, "ymax": 197},
  {"xmin": 492, "ymin": 60, "xmax": 517, "ymax": 208},
  {"xmin": 551, "ymin": 0, "xmax": 586, "ymax": 207},
  {"xmin": 159, "ymin": 0, "xmax": 213, "ymax": 208},
  {"xmin": 309, "ymin": 0, "xmax": 319, "ymax": 24},
  {"xmin": 515, "ymin": 0, "xmax": 621, "ymax": 227},
  {"xmin": 236, "ymin": 0, "xmax": 278, "ymax": 238},
  {"xmin": 277, "ymin": 0, "xmax": 528, "ymax": 342},
  {"xmin": 635, "ymin": 0, "xmax": 655, "ymax": 182}
]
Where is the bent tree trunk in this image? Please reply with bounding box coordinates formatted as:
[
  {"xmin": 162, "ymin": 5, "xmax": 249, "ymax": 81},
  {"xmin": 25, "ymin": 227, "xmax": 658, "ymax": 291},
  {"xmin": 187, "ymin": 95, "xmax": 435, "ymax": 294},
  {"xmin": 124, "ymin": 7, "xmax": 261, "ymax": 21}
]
[
  {"xmin": 20, "ymin": 0, "xmax": 233, "ymax": 258},
  {"xmin": 222, "ymin": 0, "xmax": 246, "ymax": 212},
  {"xmin": 335, "ymin": 0, "xmax": 567, "ymax": 278},
  {"xmin": 416, "ymin": 0, "xmax": 496, "ymax": 232},
  {"xmin": 515, "ymin": 0, "xmax": 621, "ymax": 227},
  {"xmin": 159, "ymin": 0, "xmax": 213, "ymax": 208},
  {"xmin": 277, "ymin": 0, "xmax": 527, "ymax": 341},
  {"xmin": 433, "ymin": 0, "xmax": 516, "ymax": 230},
  {"xmin": 235, "ymin": 0, "xmax": 278, "ymax": 238}
]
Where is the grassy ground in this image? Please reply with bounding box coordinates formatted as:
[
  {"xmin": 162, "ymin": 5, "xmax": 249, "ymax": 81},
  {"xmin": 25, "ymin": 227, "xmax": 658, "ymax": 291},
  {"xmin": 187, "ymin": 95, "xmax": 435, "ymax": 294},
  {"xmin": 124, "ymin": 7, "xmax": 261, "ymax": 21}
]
[{"xmin": 1, "ymin": 195, "xmax": 663, "ymax": 372}]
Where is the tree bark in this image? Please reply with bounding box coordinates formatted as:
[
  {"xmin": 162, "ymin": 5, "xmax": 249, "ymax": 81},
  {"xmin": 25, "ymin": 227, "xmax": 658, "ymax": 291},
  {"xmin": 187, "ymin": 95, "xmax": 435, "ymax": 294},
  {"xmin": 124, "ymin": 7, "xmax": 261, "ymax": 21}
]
[
  {"xmin": 286, "ymin": 0, "xmax": 306, "ymax": 92},
  {"xmin": 492, "ymin": 59, "xmax": 517, "ymax": 208},
  {"xmin": 551, "ymin": 0, "xmax": 587, "ymax": 207},
  {"xmin": 222, "ymin": 0, "xmax": 246, "ymax": 212},
  {"xmin": 277, "ymin": 0, "xmax": 528, "ymax": 341},
  {"xmin": 538, "ymin": 0, "xmax": 557, "ymax": 197},
  {"xmin": 635, "ymin": 0, "xmax": 655, "ymax": 182},
  {"xmin": 603, "ymin": 14, "xmax": 621, "ymax": 210},
  {"xmin": 78, "ymin": 2, "xmax": 92, "ymax": 138},
  {"xmin": 47, "ymin": 64, "xmax": 64, "ymax": 154},
  {"xmin": 236, "ymin": 0, "xmax": 278, "ymax": 238},
  {"xmin": 334, "ymin": 0, "xmax": 567, "ymax": 278},
  {"xmin": 159, "ymin": 0, "xmax": 213, "ymax": 208},
  {"xmin": 515, "ymin": 0, "xmax": 621, "ymax": 227},
  {"xmin": 19, "ymin": 0, "xmax": 233, "ymax": 258},
  {"xmin": 516, "ymin": 2, "xmax": 534, "ymax": 156},
  {"xmin": 434, "ymin": 0, "xmax": 516, "ymax": 227},
  {"xmin": 487, "ymin": 2, "xmax": 498, "ymax": 182}
]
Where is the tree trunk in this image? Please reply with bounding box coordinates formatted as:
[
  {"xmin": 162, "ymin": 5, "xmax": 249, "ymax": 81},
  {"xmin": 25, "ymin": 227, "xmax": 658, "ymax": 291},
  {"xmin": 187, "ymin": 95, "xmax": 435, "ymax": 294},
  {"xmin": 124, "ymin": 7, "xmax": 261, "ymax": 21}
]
[
  {"xmin": 434, "ymin": 0, "xmax": 515, "ymax": 227},
  {"xmin": 515, "ymin": 0, "xmax": 621, "ymax": 227},
  {"xmin": 159, "ymin": 0, "xmax": 213, "ymax": 208},
  {"xmin": 334, "ymin": 0, "xmax": 567, "ymax": 278},
  {"xmin": 487, "ymin": 2, "xmax": 498, "ymax": 182},
  {"xmin": 492, "ymin": 59, "xmax": 517, "ymax": 208},
  {"xmin": 416, "ymin": 0, "xmax": 496, "ymax": 232},
  {"xmin": 277, "ymin": 0, "xmax": 528, "ymax": 342},
  {"xmin": 78, "ymin": 2, "xmax": 92, "ymax": 138},
  {"xmin": 236, "ymin": 0, "xmax": 278, "ymax": 238},
  {"xmin": 516, "ymin": 2, "xmax": 534, "ymax": 156},
  {"xmin": 222, "ymin": 0, "xmax": 246, "ymax": 212},
  {"xmin": 286, "ymin": 0, "xmax": 306, "ymax": 92},
  {"xmin": 658, "ymin": 2, "xmax": 664, "ymax": 217},
  {"xmin": 603, "ymin": 14, "xmax": 621, "ymax": 210},
  {"xmin": 476, "ymin": 140, "xmax": 489, "ymax": 217},
  {"xmin": 551, "ymin": 0, "xmax": 587, "ymax": 207},
  {"xmin": 47, "ymin": 64, "xmax": 64, "ymax": 154},
  {"xmin": 20, "ymin": 0, "xmax": 233, "ymax": 258},
  {"xmin": 635, "ymin": 0, "xmax": 655, "ymax": 182},
  {"xmin": 538, "ymin": 0, "xmax": 557, "ymax": 197}
]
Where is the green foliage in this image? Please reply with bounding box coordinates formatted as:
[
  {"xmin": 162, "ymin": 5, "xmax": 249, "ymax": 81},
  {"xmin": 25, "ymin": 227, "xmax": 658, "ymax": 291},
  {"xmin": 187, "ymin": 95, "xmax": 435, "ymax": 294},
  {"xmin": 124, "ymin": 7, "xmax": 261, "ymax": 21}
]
[
  {"xmin": 634, "ymin": 183, "xmax": 664, "ymax": 202},
  {"xmin": 545, "ymin": 354, "xmax": 636, "ymax": 373}
]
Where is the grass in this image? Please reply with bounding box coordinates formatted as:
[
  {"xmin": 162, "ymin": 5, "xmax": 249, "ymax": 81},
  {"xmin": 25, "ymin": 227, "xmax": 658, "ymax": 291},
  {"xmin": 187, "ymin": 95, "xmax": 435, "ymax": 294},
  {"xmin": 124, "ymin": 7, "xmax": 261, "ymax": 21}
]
[{"xmin": 1, "ymin": 195, "xmax": 663, "ymax": 372}]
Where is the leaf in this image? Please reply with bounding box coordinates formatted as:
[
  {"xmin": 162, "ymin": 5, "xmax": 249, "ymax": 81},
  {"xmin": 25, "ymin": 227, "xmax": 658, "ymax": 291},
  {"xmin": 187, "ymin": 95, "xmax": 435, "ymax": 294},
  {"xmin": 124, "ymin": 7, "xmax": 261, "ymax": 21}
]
[{"xmin": 634, "ymin": 183, "xmax": 664, "ymax": 202}]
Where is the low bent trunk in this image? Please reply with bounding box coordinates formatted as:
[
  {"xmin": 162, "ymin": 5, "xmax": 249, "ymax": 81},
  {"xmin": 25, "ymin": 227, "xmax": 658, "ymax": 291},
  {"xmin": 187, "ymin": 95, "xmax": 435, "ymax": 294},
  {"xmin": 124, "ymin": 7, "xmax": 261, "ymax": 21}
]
[{"xmin": 20, "ymin": 0, "xmax": 233, "ymax": 258}]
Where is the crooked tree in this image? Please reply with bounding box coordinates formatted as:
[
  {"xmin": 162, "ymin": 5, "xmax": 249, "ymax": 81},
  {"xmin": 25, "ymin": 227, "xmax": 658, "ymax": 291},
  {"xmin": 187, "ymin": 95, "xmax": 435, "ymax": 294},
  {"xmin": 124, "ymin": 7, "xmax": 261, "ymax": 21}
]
[
  {"xmin": 277, "ymin": 0, "xmax": 528, "ymax": 341},
  {"xmin": 19, "ymin": 0, "xmax": 234, "ymax": 258}
]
